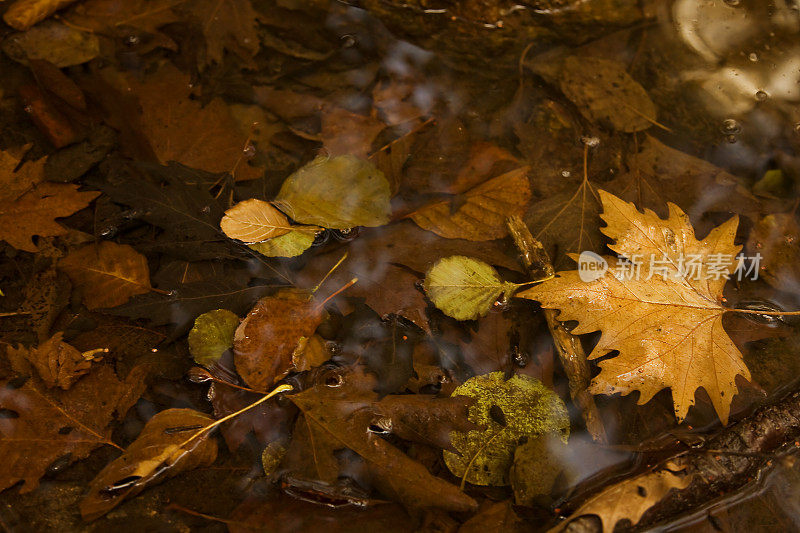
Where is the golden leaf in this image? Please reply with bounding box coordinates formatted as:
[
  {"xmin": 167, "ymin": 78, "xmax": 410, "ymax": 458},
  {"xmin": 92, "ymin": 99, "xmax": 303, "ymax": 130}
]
[
  {"xmin": 550, "ymin": 464, "xmax": 691, "ymax": 532},
  {"xmin": 519, "ymin": 190, "xmax": 749, "ymax": 424},
  {"xmin": 220, "ymin": 199, "xmax": 293, "ymax": 243}
]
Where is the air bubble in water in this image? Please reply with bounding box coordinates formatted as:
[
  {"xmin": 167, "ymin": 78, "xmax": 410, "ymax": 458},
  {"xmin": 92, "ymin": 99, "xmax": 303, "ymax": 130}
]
[
  {"xmin": 123, "ymin": 34, "xmax": 140, "ymax": 46},
  {"xmin": 793, "ymin": 123, "xmax": 800, "ymax": 135},
  {"xmin": 341, "ymin": 34, "xmax": 356, "ymax": 48},
  {"xmin": 726, "ymin": 134, "xmax": 738, "ymax": 144},
  {"xmin": 721, "ymin": 118, "xmax": 742, "ymax": 135},
  {"xmin": 243, "ymin": 143, "xmax": 256, "ymax": 158},
  {"xmin": 755, "ymin": 90, "xmax": 769, "ymax": 102},
  {"xmin": 581, "ymin": 136, "xmax": 600, "ymax": 147},
  {"xmin": 748, "ymin": 52, "xmax": 759, "ymax": 62},
  {"xmin": 561, "ymin": 170, "xmax": 571, "ymax": 178},
  {"xmin": 724, "ymin": 0, "xmax": 741, "ymax": 6}
]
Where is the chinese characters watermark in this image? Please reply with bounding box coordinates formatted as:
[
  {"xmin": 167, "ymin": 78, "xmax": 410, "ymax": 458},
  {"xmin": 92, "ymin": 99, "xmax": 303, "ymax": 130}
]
[{"xmin": 577, "ymin": 252, "xmax": 762, "ymax": 282}]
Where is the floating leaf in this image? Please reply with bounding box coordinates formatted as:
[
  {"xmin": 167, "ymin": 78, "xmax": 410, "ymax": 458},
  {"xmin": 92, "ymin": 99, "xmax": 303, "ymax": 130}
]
[
  {"xmin": 510, "ymin": 432, "xmax": 566, "ymax": 505},
  {"xmin": 80, "ymin": 408, "xmax": 218, "ymax": 521},
  {"xmin": 0, "ymin": 182, "xmax": 99, "ymax": 252},
  {"xmin": 409, "ymin": 167, "xmax": 531, "ymax": 240},
  {"xmin": 188, "ymin": 309, "xmax": 240, "ymax": 366},
  {"xmin": 249, "ymin": 229, "xmax": 317, "ymax": 258},
  {"xmin": 519, "ymin": 190, "xmax": 750, "ymax": 424},
  {"xmin": 59, "ymin": 241, "xmax": 152, "ymax": 309},
  {"xmin": 273, "ymin": 155, "xmax": 391, "ymax": 229},
  {"xmin": 424, "ymin": 256, "xmax": 518, "ymax": 321},
  {"xmin": 220, "ymin": 199, "xmax": 293, "ymax": 243},
  {"xmin": 443, "ymin": 372, "xmax": 569, "ymax": 486}
]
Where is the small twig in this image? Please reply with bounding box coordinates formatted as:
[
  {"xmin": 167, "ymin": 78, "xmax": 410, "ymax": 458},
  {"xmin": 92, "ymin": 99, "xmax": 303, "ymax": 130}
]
[{"xmin": 507, "ymin": 215, "xmax": 607, "ymax": 443}]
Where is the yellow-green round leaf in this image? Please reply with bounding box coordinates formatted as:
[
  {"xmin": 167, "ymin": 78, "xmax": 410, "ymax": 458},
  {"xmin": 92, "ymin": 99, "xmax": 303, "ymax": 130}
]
[
  {"xmin": 443, "ymin": 372, "xmax": 569, "ymax": 486},
  {"xmin": 188, "ymin": 309, "xmax": 240, "ymax": 366},
  {"xmin": 424, "ymin": 255, "xmax": 517, "ymax": 321},
  {"xmin": 273, "ymin": 155, "xmax": 391, "ymax": 229},
  {"xmin": 249, "ymin": 229, "xmax": 318, "ymax": 257}
]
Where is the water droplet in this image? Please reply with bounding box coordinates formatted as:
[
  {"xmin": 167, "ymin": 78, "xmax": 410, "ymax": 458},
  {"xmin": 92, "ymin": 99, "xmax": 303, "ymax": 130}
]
[
  {"xmin": 721, "ymin": 118, "xmax": 742, "ymax": 135},
  {"xmin": 748, "ymin": 52, "xmax": 759, "ymax": 62},
  {"xmin": 340, "ymin": 34, "xmax": 356, "ymax": 48},
  {"xmin": 755, "ymin": 90, "xmax": 769, "ymax": 102},
  {"xmin": 581, "ymin": 136, "xmax": 600, "ymax": 147},
  {"xmin": 123, "ymin": 34, "xmax": 140, "ymax": 46}
]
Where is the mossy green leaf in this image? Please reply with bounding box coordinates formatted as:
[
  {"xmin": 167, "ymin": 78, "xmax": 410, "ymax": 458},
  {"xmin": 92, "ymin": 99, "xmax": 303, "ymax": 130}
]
[
  {"xmin": 443, "ymin": 372, "xmax": 569, "ymax": 486},
  {"xmin": 273, "ymin": 155, "xmax": 391, "ymax": 229},
  {"xmin": 424, "ymin": 255, "xmax": 518, "ymax": 321},
  {"xmin": 188, "ymin": 309, "xmax": 240, "ymax": 366},
  {"xmin": 249, "ymin": 229, "xmax": 318, "ymax": 257}
]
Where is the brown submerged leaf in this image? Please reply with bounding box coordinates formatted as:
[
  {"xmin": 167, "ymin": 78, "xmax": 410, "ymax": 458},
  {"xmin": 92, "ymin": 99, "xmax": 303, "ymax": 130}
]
[
  {"xmin": 107, "ymin": 64, "xmax": 262, "ymax": 180},
  {"xmin": 233, "ymin": 290, "xmax": 325, "ymax": 391},
  {"xmin": 59, "ymin": 241, "xmax": 152, "ymax": 309},
  {"xmin": 551, "ymin": 464, "xmax": 691, "ymax": 533},
  {"xmin": 409, "ymin": 167, "xmax": 531, "ymax": 241},
  {"xmin": 0, "ymin": 182, "xmax": 99, "ymax": 252},
  {"xmin": 284, "ymin": 368, "xmax": 477, "ymax": 513},
  {"xmin": 519, "ymin": 190, "xmax": 749, "ymax": 424},
  {"xmin": 0, "ymin": 144, "xmax": 45, "ymax": 205},
  {"xmin": 6, "ymin": 332, "xmax": 100, "ymax": 390},
  {"xmin": 80, "ymin": 408, "xmax": 218, "ymax": 521},
  {"xmin": 0, "ymin": 364, "xmax": 147, "ymax": 493}
]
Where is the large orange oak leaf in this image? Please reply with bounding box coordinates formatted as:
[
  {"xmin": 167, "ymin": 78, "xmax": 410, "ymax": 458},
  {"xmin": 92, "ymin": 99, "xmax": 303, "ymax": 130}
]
[{"xmin": 519, "ymin": 190, "xmax": 750, "ymax": 424}]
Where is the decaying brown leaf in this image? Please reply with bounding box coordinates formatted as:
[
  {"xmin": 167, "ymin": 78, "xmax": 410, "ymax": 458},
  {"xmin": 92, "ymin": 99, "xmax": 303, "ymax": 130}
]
[
  {"xmin": 285, "ymin": 367, "xmax": 477, "ymax": 513},
  {"xmin": 0, "ymin": 364, "xmax": 147, "ymax": 493},
  {"xmin": 5, "ymin": 332, "xmax": 101, "ymax": 389},
  {"xmin": 520, "ymin": 190, "xmax": 749, "ymax": 424},
  {"xmin": 551, "ymin": 464, "xmax": 691, "ymax": 532},
  {"xmin": 531, "ymin": 56, "xmax": 657, "ymax": 133},
  {"xmin": 0, "ymin": 144, "xmax": 45, "ymax": 205},
  {"xmin": 409, "ymin": 167, "xmax": 531, "ymax": 241},
  {"xmin": 233, "ymin": 289, "xmax": 325, "ymax": 391},
  {"xmin": 59, "ymin": 241, "xmax": 152, "ymax": 309},
  {"xmin": 105, "ymin": 64, "xmax": 262, "ymax": 180},
  {"xmin": 0, "ymin": 182, "xmax": 99, "ymax": 252},
  {"xmin": 80, "ymin": 408, "xmax": 218, "ymax": 521}
]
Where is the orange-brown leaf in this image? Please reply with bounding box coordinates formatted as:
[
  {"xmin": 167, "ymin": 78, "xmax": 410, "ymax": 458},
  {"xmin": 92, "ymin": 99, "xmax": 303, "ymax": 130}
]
[
  {"xmin": 59, "ymin": 241, "xmax": 152, "ymax": 309},
  {"xmin": 519, "ymin": 190, "xmax": 749, "ymax": 424},
  {"xmin": 233, "ymin": 290, "xmax": 325, "ymax": 391},
  {"xmin": 409, "ymin": 167, "xmax": 531, "ymax": 240},
  {"xmin": 0, "ymin": 182, "xmax": 99, "ymax": 252},
  {"xmin": 6, "ymin": 332, "xmax": 98, "ymax": 390}
]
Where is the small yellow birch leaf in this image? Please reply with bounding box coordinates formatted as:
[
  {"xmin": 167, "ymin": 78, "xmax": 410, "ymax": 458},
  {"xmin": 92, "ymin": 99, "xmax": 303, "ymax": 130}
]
[
  {"xmin": 220, "ymin": 199, "xmax": 293, "ymax": 243},
  {"xmin": 518, "ymin": 190, "xmax": 749, "ymax": 424},
  {"xmin": 249, "ymin": 228, "xmax": 318, "ymax": 257},
  {"xmin": 424, "ymin": 256, "xmax": 518, "ymax": 321}
]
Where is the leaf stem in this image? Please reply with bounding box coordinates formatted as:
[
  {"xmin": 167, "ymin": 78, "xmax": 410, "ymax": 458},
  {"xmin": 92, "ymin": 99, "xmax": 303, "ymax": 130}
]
[
  {"xmin": 176, "ymin": 384, "xmax": 293, "ymax": 451},
  {"xmin": 513, "ymin": 273, "xmax": 555, "ymax": 287},
  {"xmin": 459, "ymin": 429, "xmax": 503, "ymax": 491},
  {"xmin": 727, "ymin": 308, "xmax": 800, "ymax": 317},
  {"xmin": 312, "ymin": 252, "xmax": 348, "ymax": 294}
]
